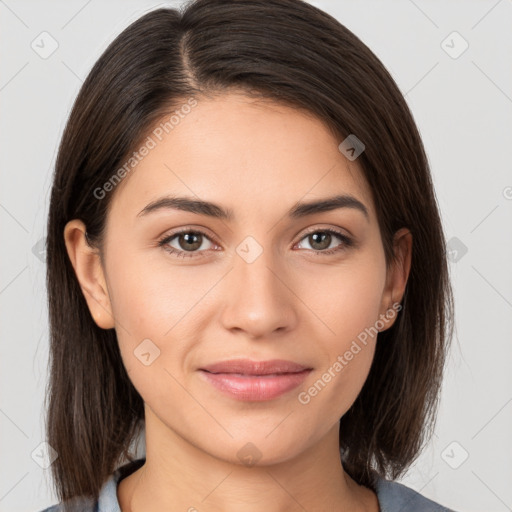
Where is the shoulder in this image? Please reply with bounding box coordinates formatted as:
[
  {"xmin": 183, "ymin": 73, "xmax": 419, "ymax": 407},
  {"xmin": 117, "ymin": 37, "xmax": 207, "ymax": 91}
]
[
  {"xmin": 36, "ymin": 494, "xmax": 97, "ymax": 512},
  {"xmin": 374, "ymin": 475, "xmax": 458, "ymax": 512},
  {"xmin": 36, "ymin": 458, "xmax": 145, "ymax": 512}
]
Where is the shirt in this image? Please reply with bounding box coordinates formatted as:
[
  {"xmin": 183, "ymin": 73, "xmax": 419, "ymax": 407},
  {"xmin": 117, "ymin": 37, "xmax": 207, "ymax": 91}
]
[{"xmin": 39, "ymin": 457, "xmax": 457, "ymax": 511}]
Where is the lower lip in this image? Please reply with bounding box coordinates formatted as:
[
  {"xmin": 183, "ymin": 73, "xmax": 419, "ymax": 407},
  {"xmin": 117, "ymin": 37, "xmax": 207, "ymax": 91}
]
[{"xmin": 199, "ymin": 369, "xmax": 312, "ymax": 401}]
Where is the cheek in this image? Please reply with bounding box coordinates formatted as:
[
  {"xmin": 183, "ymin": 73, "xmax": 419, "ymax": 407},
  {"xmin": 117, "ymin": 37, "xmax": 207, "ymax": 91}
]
[
  {"xmin": 299, "ymin": 250, "xmax": 386, "ymax": 348},
  {"xmin": 295, "ymin": 252, "xmax": 386, "ymax": 415},
  {"xmin": 104, "ymin": 250, "xmax": 215, "ymax": 392},
  {"xmin": 106, "ymin": 247, "xmax": 212, "ymax": 335}
]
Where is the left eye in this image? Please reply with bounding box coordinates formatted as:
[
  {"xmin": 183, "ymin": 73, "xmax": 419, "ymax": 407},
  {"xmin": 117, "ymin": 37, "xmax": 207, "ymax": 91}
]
[
  {"xmin": 295, "ymin": 229, "xmax": 353, "ymax": 254},
  {"xmin": 157, "ymin": 228, "xmax": 353, "ymax": 259}
]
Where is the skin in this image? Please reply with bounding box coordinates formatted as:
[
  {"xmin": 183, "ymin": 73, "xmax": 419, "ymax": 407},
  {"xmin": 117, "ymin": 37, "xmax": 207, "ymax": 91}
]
[{"xmin": 64, "ymin": 91, "xmax": 412, "ymax": 512}]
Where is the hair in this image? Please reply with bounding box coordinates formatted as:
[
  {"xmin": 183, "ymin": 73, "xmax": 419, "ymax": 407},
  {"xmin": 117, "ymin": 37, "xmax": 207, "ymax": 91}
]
[{"xmin": 45, "ymin": 0, "xmax": 455, "ymax": 505}]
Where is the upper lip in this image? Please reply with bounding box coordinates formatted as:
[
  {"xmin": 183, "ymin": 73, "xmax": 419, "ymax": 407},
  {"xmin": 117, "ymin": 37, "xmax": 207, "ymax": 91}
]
[{"xmin": 200, "ymin": 359, "xmax": 312, "ymax": 375}]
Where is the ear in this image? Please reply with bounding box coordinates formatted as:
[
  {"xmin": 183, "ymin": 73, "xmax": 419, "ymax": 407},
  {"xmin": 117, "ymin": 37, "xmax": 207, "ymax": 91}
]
[
  {"xmin": 63, "ymin": 219, "xmax": 115, "ymax": 329},
  {"xmin": 378, "ymin": 227, "xmax": 412, "ymax": 332}
]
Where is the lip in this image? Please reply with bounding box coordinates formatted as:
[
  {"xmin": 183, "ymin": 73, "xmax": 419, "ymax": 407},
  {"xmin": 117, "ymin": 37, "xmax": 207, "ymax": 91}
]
[
  {"xmin": 198, "ymin": 359, "xmax": 313, "ymax": 401},
  {"xmin": 200, "ymin": 358, "xmax": 310, "ymax": 375}
]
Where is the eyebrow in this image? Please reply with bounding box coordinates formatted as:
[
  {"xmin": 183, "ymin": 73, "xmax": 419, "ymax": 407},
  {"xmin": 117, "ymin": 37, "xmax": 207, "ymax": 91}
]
[{"xmin": 137, "ymin": 194, "xmax": 369, "ymax": 221}]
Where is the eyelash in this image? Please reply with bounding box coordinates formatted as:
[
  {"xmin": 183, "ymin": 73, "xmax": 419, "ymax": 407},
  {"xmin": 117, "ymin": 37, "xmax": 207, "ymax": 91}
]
[{"xmin": 157, "ymin": 227, "xmax": 354, "ymax": 259}]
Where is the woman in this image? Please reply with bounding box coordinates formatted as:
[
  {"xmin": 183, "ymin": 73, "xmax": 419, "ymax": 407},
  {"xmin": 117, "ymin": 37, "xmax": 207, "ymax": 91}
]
[{"xmin": 40, "ymin": 0, "xmax": 456, "ymax": 510}]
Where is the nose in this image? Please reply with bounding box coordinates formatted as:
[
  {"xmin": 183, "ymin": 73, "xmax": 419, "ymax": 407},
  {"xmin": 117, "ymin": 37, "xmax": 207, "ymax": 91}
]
[{"xmin": 219, "ymin": 239, "xmax": 298, "ymax": 339}]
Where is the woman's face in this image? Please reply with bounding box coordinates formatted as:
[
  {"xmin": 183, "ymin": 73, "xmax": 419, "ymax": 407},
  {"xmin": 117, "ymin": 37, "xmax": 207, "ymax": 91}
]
[{"xmin": 66, "ymin": 91, "xmax": 410, "ymax": 466}]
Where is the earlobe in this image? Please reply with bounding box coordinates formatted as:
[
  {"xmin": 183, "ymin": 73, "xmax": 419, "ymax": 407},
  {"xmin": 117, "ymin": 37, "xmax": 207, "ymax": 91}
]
[
  {"xmin": 378, "ymin": 228, "xmax": 412, "ymax": 332},
  {"xmin": 63, "ymin": 219, "xmax": 115, "ymax": 330}
]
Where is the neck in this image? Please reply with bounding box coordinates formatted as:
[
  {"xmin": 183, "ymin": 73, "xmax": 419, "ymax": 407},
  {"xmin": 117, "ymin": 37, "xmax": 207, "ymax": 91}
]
[{"xmin": 118, "ymin": 407, "xmax": 378, "ymax": 512}]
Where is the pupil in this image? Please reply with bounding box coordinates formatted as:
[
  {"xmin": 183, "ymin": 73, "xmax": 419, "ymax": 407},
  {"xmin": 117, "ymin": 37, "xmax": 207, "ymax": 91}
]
[
  {"xmin": 181, "ymin": 233, "xmax": 201, "ymax": 251},
  {"xmin": 311, "ymin": 232, "xmax": 330, "ymax": 250}
]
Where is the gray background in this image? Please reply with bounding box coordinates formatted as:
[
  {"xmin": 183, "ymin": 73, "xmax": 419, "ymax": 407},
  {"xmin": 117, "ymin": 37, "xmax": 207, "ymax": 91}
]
[{"xmin": 1, "ymin": 0, "xmax": 511, "ymax": 511}]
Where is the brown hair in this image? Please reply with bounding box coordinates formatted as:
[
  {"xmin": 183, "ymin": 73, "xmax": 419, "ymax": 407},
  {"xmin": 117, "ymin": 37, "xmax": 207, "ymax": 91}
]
[{"xmin": 45, "ymin": 0, "xmax": 455, "ymax": 504}]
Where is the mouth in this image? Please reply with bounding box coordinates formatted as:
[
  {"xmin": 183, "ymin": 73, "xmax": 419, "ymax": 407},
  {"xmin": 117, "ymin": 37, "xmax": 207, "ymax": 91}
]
[
  {"xmin": 202, "ymin": 371, "xmax": 304, "ymax": 377},
  {"xmin": 199, "ymin": 358, "xmax": 312, "ymax": 376},
  {"xmin": 198, "ymin": 359, "xmax": 313, "ymax": 401}
]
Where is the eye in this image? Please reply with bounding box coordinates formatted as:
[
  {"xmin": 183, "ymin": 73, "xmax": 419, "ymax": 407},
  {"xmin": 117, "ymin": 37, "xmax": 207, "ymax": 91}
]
[
  {"xmin": 158, "ymin": 227, "xmax": 354, "ymax": 259},
  {"xmin": 157, "ymin": 228, "xmax": 218, "ymax": 259},
  {"xmin": 294, "ymin": 228, "xmax": 354, "ymax": 256}
]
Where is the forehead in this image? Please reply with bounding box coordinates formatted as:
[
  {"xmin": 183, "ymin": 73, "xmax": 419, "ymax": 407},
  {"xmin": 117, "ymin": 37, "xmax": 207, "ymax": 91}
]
[{"xmin": 107, "ymin": 92, "xmax": 375, "ymax": 224}]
